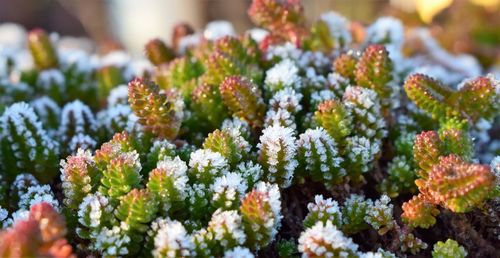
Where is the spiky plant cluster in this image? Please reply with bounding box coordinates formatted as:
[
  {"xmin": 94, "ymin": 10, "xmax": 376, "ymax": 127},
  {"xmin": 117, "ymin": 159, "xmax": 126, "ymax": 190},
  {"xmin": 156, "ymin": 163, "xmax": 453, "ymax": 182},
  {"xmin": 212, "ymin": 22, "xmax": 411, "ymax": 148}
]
[
  {"xmin": 0, "ymin": 0, "xmax": 499, "ymax": 256},
  {"xmin": 402, "ymin": 126, "xmax": 496, "ymax": 229}
]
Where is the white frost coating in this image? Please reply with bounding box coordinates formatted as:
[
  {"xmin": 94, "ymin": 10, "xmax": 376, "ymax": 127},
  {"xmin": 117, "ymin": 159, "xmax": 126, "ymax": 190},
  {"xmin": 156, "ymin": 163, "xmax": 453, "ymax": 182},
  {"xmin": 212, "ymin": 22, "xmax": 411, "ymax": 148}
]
[
  {"xmin": 211, "ymin": 172, "xmax": 248, "ymax": 208},
  {"xmin": 30, "ymin": 96, "xmax": 61, "ymax": 123},
  {"xmin": 264, "ymin": 108, "xmax": 296, "ymax": 130},
  {"xmin": 11, "ymin": 173, "xmax": 39, "ymax": 194},
  {"xmin": 178, "ymin": 33, "xmax": 202, "ymax": 54},
  {"xmin": 204, "ymin": 20, "xmax": 236, "ymax": 41},
  {"xmin": 97, "ymin": 104, "xmax": 132, "ymax": 133},
  {"xmin": 311, "ymin": 90, "xmax": 337, "ymax": 108},
  {"xmin": 99, "ymin": 50, "xmax": 131, "ymax": 68},
  {"xmin": 490, "ymin": 156, "xmax": 500, "ymax": 180},
  {"xmin": 152, "ymin": 219, "xmax": 193, "ymax": 257},
  {"xmin": 123, "ymin": 59, "xmax": 154, "ymax": 80},
  {"xmin": 365, "ymin": 16, "xmax": 404, "ymax": 50},
  {"xmin": 265, "ymin": 59, "xmax": 301, "ymax": 91},
  {"xmin": 254, "ymin": 182, "xmax": 282, "ymax": 230},
  {"xmin": 189, "ymin": 149, "xmax": 229, "ymax": 180},
  {"xmin": 235, "ymin": 161, "xmax": 263, "ymax": 186},
  {"xmin": 307, "ymin": 195, "xmax": 342, "ymax": 223},
  {"xmin": 78, "ymin": 193, "xmax": 113, "ymax": 228},
  {"xmin": 93, "ymin": 222, "xmax": 131, "ymax": 256},
  {"xmin": 0, "ymin": 207, "xmax": 8, "ymax": 224},
  {"xmin": 486, "ymin": 73, "xmax": 500, "ymax": 96},
  {"xmin": 0, "ymin": 102, "xmax": 58, "ymax": 162},
  {"xmin": 265, "ymin": 42, "xmax": 302, "ymax": 61},
  {"xmin": 359, "ymin": 252, "xmax": 384, "ymax": 258},
  {"xmin": 258, "ymin": 125, "xmax": 298, "ymax": 188},
  {"xmin": 365, "ymin": 195, "xmax": 394, "ymax": 230},
  {"xmin": 411, "ymin": 65, "xmax": 463, "ymax": 86},
  {"xmin": 37, "ymin": 69, "xmax": 65, "ymax": 90},
  {"xmin": 107, "ymin": 84, "xmax": 129, "ymax": 106},
  {"xmin": 222, "ymin": 117, "xmax": 251, "ymax": 139},
  {"xmin": 155, "ymin": 156, "xmax": 189, "ymax": 204},
  {"xmin": 297, "ymin": 51, "xmax": 330, "ymax": 70},
  {"xmin": 247, "ymin": 28, "xmax": 269, "ymax": 43},
  {"xmin": 68, "ymin": 133, "xmax": 97, "ymax": 154},
  {"xmin": 344, "ymin": 86, "xmax": 387, "ymax": 139},
  {"xmin": 18, "ymin": 184, "xmax": 59, "ymax": 211},
  {"xmin": 0, "ymin": 23, "xmax": 26, "ymax": 50},
  {"xmin": 297, "ymin": 128, "xmax": 343, "ymax": 175},
  {"xmin": 4, "ymin": 209, "xmax": 29, "ymax": 228},
  {"xmin": 224, "ymin": 247, "xmax": 255, "ymax": 258},
  {"xmin": 410, "ymin": 28, "xmax": 481, "ymax": 78},
  {"xmin": 60, "ymin": 149, "xmax": 94, "ymax": 201},
  {"xmin": 344, "ymin": 86, "xmax": 377, "ymax": 110},
  {"xmin": 298, "ymin": 220, "xmax": 359, "ymax": 257},
  {"xmin": 304, "ymin": 67, "xmax": 327, "ymax": 90},
  {"xmin": 319, "ymin": 11, "xmax": 352, "ymax": 47},
  {"xmin": 58, "ymin": 48, "xmax": 94, "ymax": 73},
  {"xmin": 59, "ymin": 100, "xmax": 97, "ymax": 142},
  {"xmin": 269, "ymin": 87, "xmax": 303, "ymax": 113},
  {"xmin": 209, "ymin": 209, "xmax": 246, "ymax": 247},
  {"xmin": 347, "ymin": 136, "xmax": 380, "ymax": 172}
]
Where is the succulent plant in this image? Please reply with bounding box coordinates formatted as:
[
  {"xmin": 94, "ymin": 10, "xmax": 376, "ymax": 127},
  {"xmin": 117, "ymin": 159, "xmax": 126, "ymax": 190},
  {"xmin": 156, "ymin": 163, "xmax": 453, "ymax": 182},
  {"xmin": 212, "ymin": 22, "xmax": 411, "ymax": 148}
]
[{"xmin": 0, "ymin": 0, "xmax": 498, "ymax": 256}]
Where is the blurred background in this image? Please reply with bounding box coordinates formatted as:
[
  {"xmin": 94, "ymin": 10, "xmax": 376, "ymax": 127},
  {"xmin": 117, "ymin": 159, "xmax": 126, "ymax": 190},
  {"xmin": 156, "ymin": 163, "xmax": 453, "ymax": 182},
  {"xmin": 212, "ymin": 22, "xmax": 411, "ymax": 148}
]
[{"xmin": 0, "ymin": 0, "xmax": 498, "ymax": 66}]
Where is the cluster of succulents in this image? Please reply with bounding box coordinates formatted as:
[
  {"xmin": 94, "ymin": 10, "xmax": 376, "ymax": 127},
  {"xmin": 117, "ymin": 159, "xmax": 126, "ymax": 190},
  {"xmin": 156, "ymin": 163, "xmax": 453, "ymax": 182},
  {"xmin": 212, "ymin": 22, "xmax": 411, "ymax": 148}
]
[{"xmin": 0, "ymin": 0, "xmax": 499, "ymax": 257}]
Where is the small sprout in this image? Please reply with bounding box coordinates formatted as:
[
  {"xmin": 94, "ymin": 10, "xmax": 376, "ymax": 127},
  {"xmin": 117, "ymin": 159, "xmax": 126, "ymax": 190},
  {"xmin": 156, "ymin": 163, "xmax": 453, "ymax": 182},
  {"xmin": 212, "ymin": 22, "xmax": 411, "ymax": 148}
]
[
  {"xmin": 365, "ymin": 195, "xmax": 394, "ymax": 235},
  {"xmin": 402, "ymin": 195, "xmax": 439, "ymax": 229},
  {"xmin": 432, "ymin": 239, "xmax": 467, "ymax": 258},
  {"xmin": 150, "ymin": 219, "xmax": 193, "ymax": 257},
  {"xmin": 298, "ymin": 220, "xmax": 359, "ymax": 258},
  {"xmin": 303, "ymin": 195, "xmax": 342, "ymax": 228}
]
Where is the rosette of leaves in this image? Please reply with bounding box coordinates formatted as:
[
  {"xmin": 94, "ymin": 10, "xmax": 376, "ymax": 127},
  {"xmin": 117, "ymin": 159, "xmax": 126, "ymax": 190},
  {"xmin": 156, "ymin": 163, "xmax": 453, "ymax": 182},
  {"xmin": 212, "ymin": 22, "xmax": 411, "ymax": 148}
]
[
  {"xmin": 303, "ymin": 195, "xmax": 342, "ymax": 228},
  {"xmin": 432, "ymin": 239, "xmax": 467, "ymax": 258}
]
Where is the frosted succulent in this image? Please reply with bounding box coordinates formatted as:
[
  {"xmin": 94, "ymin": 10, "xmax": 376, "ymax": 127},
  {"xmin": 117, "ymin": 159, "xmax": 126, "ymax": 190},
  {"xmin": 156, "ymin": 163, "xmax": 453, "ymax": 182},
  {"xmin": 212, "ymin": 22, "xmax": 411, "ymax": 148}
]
[{"xmin": 0, "ymin": 1, "xmax": 498, "ymax": 256}]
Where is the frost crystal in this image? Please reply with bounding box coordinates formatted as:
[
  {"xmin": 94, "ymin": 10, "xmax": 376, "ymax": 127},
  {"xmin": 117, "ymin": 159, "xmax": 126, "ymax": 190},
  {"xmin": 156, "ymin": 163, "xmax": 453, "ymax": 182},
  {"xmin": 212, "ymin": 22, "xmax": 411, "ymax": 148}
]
[
  {"xmin": 224, "ymin": 246, "xmax": 255, "ymax": 258},
  {"xmin": 298, "ymin": 220, "xmax": 359, "ymax": 257},
  {"xmin": 204, "ymin": 20, "xmax": 236, "ymax": 41},
  {"xmin": 258, "ymin": 125, "xmax": 298, "ymax": 188},
  {"xmin": 152, "ymin": 219, "xmax": 194, "ymax": 257},
  {"xmin": 366, "ymin": 16, "xmax": 404, "ymax": 49},
  {"xmin": 265, "ymin": 59, "xmax": 301, "ymax": 91}
]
